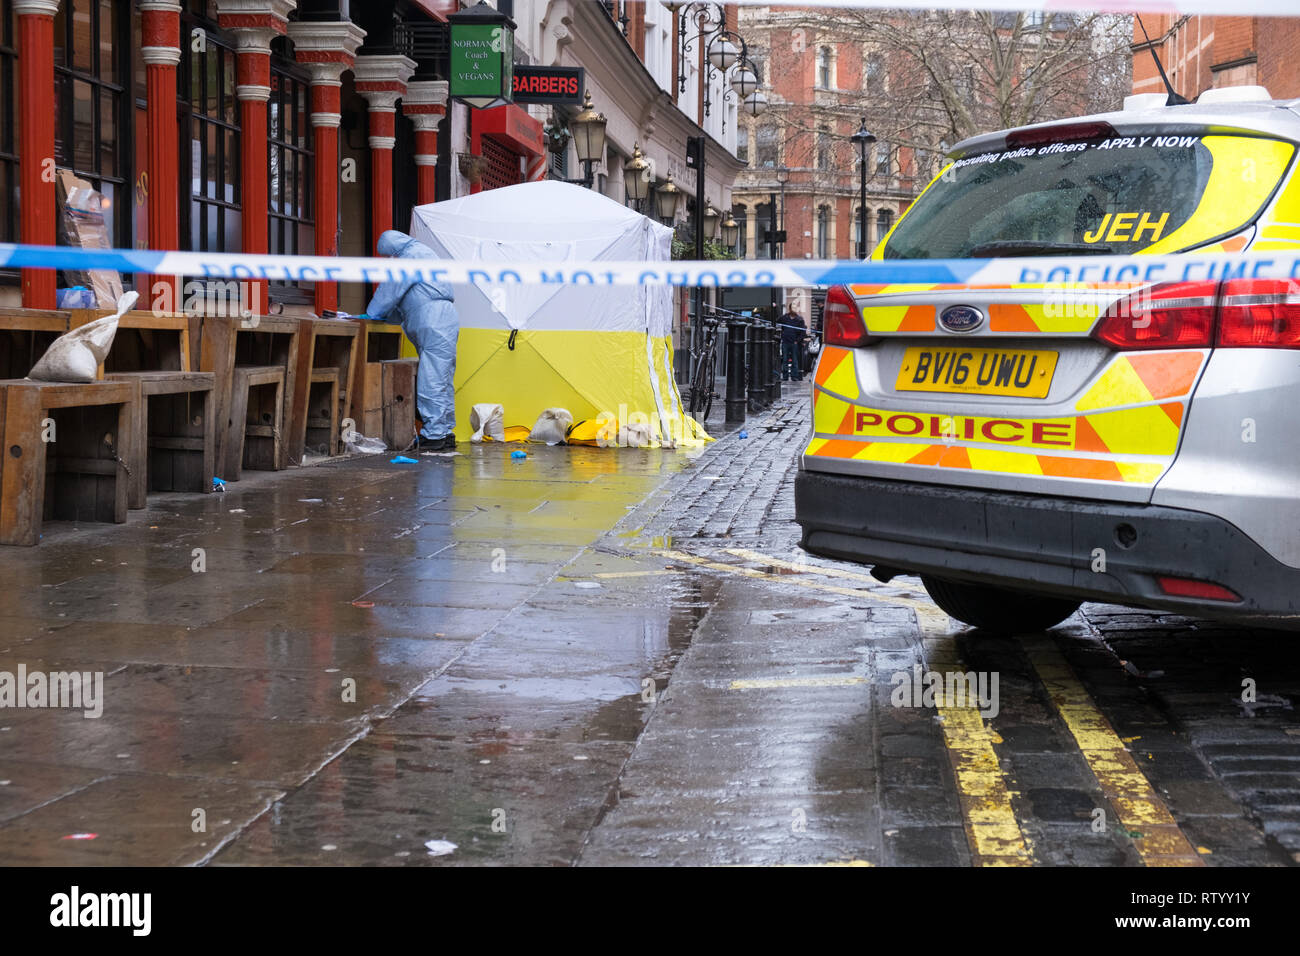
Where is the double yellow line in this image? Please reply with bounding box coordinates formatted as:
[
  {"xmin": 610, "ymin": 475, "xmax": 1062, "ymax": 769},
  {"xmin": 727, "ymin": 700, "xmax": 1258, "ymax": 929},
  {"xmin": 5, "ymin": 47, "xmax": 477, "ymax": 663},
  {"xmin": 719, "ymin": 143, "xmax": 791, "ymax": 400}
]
[{"xmin": 651, "ymin": 546, "xmax": 1203, "ymax": 867}]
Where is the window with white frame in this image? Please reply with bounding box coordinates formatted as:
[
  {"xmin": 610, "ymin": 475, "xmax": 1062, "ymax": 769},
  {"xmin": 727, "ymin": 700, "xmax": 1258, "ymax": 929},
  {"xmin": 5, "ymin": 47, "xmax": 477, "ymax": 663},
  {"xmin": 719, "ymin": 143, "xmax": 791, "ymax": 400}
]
[{"xmin": 816, "ymin": 46, "xmax": 832, "ymax": 89}]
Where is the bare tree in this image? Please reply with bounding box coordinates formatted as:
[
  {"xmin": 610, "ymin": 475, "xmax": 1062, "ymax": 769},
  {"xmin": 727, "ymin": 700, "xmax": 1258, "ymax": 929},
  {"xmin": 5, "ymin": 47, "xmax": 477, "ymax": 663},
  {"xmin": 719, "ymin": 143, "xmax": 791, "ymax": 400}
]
[{"xmin": 751, "ymin": 9, "xmax": 1133, "ymax": 163}]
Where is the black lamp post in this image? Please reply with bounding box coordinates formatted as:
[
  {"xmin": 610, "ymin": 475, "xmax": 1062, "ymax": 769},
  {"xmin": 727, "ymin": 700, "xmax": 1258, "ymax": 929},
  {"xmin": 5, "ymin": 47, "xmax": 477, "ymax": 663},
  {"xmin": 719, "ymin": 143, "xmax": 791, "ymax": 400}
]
[{"xmin": 850, "ymin": 117, "xmax": 877, "ymax": 260}]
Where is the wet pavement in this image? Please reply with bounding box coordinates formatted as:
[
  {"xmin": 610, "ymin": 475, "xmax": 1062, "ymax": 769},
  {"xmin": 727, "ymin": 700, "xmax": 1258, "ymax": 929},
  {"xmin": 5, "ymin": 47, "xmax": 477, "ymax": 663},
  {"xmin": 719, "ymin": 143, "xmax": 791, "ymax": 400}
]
[{"xmin": 0, "ymin": 385, "xmax": 1297, "ymax": 866}]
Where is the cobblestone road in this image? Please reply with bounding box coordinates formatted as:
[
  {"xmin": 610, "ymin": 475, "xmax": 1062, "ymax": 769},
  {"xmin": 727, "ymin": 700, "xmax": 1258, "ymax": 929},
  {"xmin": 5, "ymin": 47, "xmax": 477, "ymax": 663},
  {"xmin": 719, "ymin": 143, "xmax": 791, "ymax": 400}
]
[{"xmin": 591, "ymin": 382, "xmax": 1299, "ymax": 866}]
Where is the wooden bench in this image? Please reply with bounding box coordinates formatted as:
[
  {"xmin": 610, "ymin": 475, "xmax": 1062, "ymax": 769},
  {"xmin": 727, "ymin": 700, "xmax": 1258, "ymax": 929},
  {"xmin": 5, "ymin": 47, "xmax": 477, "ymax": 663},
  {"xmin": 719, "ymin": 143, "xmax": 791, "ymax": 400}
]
[
  {"xmin": 0, "ymin": 379, "xmax": 138, "ymax": 546},
  {"xmin": 350, "ymin": 320, "xmax": 411, "ymax": 442},
  {"xmin": 68, "ymin": 308, "xmax": 194, "ymax": 376},
  {"xmin": 289, "ymin": 318, "xmax": 359, "ymax": 463},
  {"xmin": 379, "ymin": 358, "xmax": 418, "ymax": 451},
  {"xmin": 304, "ymin": 367, "xmax": 341, "ymax": 457},
  {"xmin": 224, "ymin": 366, "xmax": 285, "ymax": 481},
  {"xmin": 107, "ymin": 371, "xmax": 215, "ymax": 508},
  {"xmin": 199, "ymin": 315, "xmax": 300, "ymax": 476},
  {"xmin": 0, "ymin": 309, "xmax": 71, "ymax": 379}
]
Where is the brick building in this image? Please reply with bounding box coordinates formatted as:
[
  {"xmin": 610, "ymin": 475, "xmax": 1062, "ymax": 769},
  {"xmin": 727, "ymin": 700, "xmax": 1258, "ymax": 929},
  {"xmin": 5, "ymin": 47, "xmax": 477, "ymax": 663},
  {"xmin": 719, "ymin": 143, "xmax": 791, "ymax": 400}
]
[
  {"xmin": 729, "ymin": 8, "xmax": 925, "ymax": 272},
  {"xmin": 1132, "ymin": 15, "xmax": 1300, "ymax": 100}
]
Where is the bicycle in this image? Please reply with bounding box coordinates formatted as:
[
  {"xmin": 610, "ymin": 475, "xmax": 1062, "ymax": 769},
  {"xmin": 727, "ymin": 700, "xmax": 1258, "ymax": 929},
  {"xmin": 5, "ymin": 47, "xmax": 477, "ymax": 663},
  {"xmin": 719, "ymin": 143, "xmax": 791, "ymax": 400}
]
[{"xmin": 685, "ymin": 311, "xmax": 722, "ymax": 421}]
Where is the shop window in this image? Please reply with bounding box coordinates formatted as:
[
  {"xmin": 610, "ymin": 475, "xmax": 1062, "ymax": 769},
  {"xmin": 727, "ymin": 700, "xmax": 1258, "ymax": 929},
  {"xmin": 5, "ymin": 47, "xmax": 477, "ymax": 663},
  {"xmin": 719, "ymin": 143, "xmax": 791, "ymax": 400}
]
[
  {"xmin": 0, "ymin": 0, "xmax": 17, "ymax": 250},
  {"xmin": 755, "ymin": 201, "xmax": 773, "ymax": 259},
  {"xmin": 179, "ymin": 6, "xmax": 240, "ymax": 255},
  {"xmin": 268, "ymin": 58, "xmax": 314, "ymax": 300},
  {"xmin": 52, "ymin": 0, "xmax": 131, "ymax": 249}
]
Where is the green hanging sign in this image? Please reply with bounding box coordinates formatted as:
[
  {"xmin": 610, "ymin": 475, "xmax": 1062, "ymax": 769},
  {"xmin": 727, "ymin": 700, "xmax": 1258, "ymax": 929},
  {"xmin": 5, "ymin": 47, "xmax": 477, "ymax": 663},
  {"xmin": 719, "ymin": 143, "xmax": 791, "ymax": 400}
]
[{"xmin": 449, "ymin": 2, "xmax": 515, "ymax": 109}]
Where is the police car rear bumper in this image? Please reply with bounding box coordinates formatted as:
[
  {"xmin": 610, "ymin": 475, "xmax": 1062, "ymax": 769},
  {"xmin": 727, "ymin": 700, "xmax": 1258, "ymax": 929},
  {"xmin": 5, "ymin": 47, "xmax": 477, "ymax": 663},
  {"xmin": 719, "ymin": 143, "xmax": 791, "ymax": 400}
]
[{"xmin": 794, "ymin": 471, "xmax": 1300, "ymax": 624}]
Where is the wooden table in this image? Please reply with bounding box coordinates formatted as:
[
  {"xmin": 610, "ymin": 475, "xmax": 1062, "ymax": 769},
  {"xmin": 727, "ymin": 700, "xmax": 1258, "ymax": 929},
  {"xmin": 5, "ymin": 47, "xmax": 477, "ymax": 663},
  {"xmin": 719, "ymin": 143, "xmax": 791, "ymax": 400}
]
[
  {"xmin": 68, "ymin": 308, "xmax": 194, "ymax": 376},
  {"xmin": 0, "ymin": 379, "xmax": 137, "ymax": 546},
  {"xmin": 199, "ymin": 314, "xmax": 301, "ymax": 477},
  {"xmin": 289, "ymin": 318, "xmax": 360, "ymax": 462},
  {"xmin": 350, "ymin": 319, "xmax": 412, "ymax": 442},
  {"xmin": 0, "ymin": 308, "xmax": 71, "ymax": 379}
]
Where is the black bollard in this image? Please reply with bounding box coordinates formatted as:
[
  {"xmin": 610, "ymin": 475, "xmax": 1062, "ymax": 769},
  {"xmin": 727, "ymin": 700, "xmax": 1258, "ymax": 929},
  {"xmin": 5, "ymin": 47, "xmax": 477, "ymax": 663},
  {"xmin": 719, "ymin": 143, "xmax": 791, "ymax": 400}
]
[
  {"xmin": 725, "ymin": 315, "xmax": 748, "ymax": 422},
  {"xmin": 746, "ymin": 317, "xmax": 763, "ymax": 412},
  {"xmin": 763, "ymin": 319, "xmax": 778, "ymax": 405}
]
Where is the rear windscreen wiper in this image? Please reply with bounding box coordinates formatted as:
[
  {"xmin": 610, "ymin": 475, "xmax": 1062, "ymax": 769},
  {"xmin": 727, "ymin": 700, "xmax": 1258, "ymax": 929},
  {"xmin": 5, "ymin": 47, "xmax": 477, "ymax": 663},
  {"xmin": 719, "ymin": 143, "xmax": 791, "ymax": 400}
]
[{"xmin": 968, "ymin": 240, "xmax": 1114, "ymax": 257}]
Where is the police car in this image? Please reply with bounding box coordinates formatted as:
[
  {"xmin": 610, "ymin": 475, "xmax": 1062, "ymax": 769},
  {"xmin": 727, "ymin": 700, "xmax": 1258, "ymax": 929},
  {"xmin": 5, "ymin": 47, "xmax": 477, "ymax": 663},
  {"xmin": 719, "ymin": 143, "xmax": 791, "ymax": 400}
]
[{"xmin": 794, "ymin": 87, "xmax": 1300, "ymax": 632}]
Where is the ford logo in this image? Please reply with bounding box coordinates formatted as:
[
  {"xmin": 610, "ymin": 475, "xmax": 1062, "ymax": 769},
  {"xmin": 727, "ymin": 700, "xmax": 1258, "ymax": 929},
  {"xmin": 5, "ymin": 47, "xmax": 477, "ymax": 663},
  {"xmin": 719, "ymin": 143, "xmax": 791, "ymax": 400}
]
[{"xmin": 939, "ymin": 305, "xmax": 984, "ymax": 334}]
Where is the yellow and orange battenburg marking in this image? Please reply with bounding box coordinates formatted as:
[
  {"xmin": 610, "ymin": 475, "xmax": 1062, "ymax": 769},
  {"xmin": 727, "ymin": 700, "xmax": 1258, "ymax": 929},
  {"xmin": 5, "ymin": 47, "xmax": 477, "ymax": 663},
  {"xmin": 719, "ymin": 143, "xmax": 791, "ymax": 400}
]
[
  {"xmin": 845, "ymin": 283, "xmax": 1138, "ymax": 335},
  {"xmin": 808, "ymin": 347, "xmax": 1207, "ymax": 484}
]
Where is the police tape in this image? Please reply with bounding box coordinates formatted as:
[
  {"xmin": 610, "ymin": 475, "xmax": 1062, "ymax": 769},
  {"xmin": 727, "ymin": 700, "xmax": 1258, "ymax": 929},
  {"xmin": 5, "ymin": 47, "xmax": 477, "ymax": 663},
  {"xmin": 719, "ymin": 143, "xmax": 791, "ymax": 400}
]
[
  {"xmin": 729, "ymin": 0, "xmax": 1297, "ymax": 16},
  {"xmin": 2, "ymin": 242, "xmax": 1300, "ymax": 289}
]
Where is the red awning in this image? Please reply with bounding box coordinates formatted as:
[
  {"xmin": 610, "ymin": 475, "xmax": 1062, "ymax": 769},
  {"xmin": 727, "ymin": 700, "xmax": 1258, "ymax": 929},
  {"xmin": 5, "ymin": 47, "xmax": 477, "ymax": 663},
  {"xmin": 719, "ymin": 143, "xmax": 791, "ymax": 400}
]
[{"xmin": 471, "ymin": 104, "xmax": 545, "ymax": 159}]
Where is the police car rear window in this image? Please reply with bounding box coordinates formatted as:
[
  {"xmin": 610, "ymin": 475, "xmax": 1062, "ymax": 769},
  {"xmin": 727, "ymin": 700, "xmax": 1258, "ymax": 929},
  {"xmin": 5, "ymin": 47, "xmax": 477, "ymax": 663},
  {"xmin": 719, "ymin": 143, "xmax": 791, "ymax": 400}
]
[{"xmin": 881, "ymin": 134, "xmax": 1292, "ymax": 259}]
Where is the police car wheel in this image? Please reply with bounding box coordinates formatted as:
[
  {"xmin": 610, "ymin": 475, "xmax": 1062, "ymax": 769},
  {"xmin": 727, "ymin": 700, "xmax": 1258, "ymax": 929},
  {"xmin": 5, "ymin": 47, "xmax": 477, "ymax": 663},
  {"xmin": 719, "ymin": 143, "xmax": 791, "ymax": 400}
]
[{"xmin": 920, "ymin": 575, "xmax": 1081, "ymax": 634}]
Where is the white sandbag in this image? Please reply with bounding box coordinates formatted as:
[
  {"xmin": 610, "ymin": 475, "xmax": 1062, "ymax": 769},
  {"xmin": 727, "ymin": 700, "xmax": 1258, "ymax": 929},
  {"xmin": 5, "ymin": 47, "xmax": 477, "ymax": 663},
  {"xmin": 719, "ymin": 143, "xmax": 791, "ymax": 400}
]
[
  {"xmin": 28, "ymin": 291, "xmax": 138, "ymax": 383},
  {"xmin": 469, "ymin": 403, "xmax": 506, "ymax": 443},
  {"xmin": 528, "ymin": 407, "xmax": 573, "ymax": 445},
  {"xmin": 625, "ymin": 421, "xmax": 653, "ymax": 448}
]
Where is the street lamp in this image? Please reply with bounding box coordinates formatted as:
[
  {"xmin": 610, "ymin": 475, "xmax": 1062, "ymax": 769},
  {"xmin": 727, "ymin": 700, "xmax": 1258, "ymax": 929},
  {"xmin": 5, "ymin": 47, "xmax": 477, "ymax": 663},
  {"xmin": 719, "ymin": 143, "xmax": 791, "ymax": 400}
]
[
  {"xmin": 655, "ymin": 174, "xmax": 683, "ymax": 223},
  {"xmin": 731, "ymin": 64, "xmax": 759, "ymax": 99},
  {"xmin": 703, "ymin": 202, "xmax": 720, "ymax": 241},
  {"xmin": 720, "ymin": 211, "xmax": 739, "ymax": 250},
  {"xmin": 674, "ymin": 2, "xmax": 753, "ymax": 133},
  {"xmin": 850, "ymin": 117, "xmax": 877, "ymax": 259},
  {"xmin": 623, "ymin": 143, "xmax": 651, "ymax": 209},
  {"xmin": 566, "ymin": 90, "xmax": 608, "ymax": 189},
  {"xmin": 742, "ymin": 90, "xmax": 768, "ymax": 118}
]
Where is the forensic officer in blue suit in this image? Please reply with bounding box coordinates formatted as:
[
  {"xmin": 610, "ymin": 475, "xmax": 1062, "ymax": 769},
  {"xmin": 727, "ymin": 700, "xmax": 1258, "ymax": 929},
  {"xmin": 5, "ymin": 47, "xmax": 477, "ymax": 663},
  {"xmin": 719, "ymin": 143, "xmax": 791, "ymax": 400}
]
[{"xmin": 365, "ymin": 230, "xmax": 459, "ymax": 451}]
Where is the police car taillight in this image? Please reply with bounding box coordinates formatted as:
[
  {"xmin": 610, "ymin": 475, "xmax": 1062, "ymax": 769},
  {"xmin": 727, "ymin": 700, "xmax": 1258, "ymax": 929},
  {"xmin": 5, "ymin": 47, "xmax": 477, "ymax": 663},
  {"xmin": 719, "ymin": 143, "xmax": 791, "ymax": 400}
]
[
  {"xmin": 1217, "ymin": 279, "xmax": 1300, "ymax": 349},
  {"xmin": 823, "ymin": 285, "xmax": 872, "ymax": 347},
  {"xmin": 1092, "ymin": 281, "xmax": 1218, "ymax": 349}
]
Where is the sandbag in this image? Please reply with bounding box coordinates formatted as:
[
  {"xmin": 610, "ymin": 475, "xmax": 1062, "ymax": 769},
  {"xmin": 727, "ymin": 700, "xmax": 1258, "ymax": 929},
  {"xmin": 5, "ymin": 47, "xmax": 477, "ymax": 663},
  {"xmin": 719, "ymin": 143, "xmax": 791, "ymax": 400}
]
[
  {"xmin": 469, "ymin": 402, "xmax": 505, "ymax": 443},
  {"xmin": 528, "ymin": 407, "xmax": 573, "ymax": 445},
  {"xmin": 624, "ymin": 421, "xmax": 653, "ymax": 448},
  {"xmin": 28, "ymin": 291, "xmax": 138, "ymax": 383}
]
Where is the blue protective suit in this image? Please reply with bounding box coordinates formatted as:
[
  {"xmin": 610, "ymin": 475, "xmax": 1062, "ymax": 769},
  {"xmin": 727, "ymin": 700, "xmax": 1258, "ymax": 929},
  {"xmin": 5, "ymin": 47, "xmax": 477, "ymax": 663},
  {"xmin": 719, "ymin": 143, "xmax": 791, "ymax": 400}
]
[{"xmin": 365, "ymin": 230, "xmax": 458, "ymax": 440}]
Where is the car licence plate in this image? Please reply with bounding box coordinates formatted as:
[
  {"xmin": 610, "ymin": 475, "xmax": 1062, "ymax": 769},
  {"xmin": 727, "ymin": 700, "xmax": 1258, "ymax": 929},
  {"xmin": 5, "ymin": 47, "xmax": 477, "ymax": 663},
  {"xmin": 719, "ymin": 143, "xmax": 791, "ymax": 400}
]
[{"xmin": 895, "ymin": 347, "xmax": 1058, "ymax": 398}]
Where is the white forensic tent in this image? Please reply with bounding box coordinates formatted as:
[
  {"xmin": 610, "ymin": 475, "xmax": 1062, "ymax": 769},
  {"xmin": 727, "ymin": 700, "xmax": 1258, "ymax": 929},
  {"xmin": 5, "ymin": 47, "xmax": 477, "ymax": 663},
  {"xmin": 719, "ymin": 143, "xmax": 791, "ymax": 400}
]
[{"xmin": 408, "ymin": 180, "xmax": 704, "ymax": 446}]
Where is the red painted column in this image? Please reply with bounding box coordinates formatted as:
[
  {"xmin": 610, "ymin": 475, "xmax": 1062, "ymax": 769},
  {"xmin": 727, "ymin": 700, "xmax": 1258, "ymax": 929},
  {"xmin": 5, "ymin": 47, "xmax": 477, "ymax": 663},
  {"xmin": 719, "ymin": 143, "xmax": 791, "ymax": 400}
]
[
  {"xmin": 141, "ymin": 1, "xmax": 182, "ymax": 310},
  {"xmin": 218, "ymin": 4, "xmax": 293, "ymax": 316},
  {"xmin": 288, "ymin": 20, "xmax": 366, "ymax": 314},
  {"xmin": 355, "ymin": 55, "xmax": 415, "ymax": 253},
  {"xmin": 15, "ymin": 1, "xmax": 60, "ymax": 309},
  {"xmin": 404, "ymin": 80, "xmax": 448, "ymax": 206}
]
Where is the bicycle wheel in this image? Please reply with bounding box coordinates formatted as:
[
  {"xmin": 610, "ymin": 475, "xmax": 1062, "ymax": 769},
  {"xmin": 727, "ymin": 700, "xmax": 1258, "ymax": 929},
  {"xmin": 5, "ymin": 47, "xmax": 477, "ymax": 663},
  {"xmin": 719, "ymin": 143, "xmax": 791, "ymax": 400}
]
[{"xmin": 690, "ymin": 351, "xmax": 713, "ymax": 421}]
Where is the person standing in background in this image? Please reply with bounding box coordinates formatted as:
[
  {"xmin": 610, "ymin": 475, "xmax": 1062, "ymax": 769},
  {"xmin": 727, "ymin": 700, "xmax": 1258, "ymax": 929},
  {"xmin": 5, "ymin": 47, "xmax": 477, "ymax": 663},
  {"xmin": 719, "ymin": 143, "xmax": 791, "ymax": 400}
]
[{"xmin": 778, "ymin": 306, "xmax": 808, "ymax": 382}]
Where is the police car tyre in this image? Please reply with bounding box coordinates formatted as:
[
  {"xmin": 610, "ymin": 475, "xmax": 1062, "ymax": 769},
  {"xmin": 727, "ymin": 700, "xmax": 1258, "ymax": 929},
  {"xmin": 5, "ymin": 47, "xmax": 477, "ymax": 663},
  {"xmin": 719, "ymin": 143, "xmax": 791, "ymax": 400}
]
[{"xmin": 919, "ymin": 575, "xmax": 1081, "ymax": 634}]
